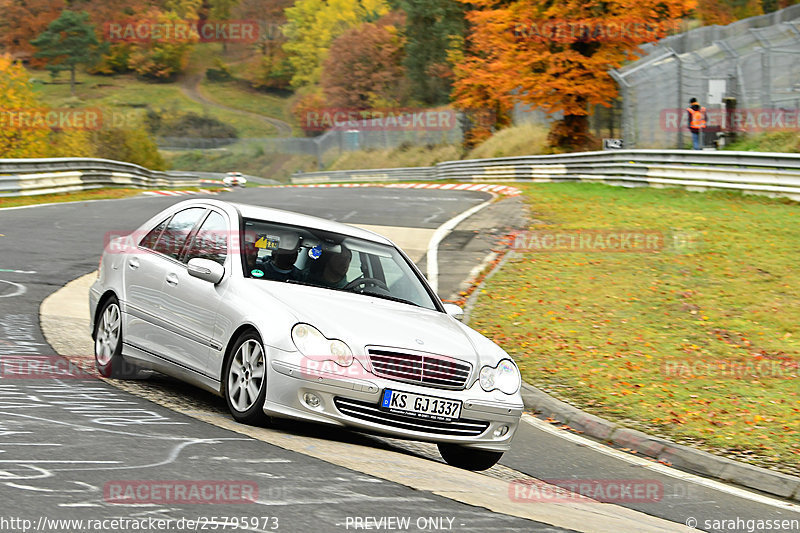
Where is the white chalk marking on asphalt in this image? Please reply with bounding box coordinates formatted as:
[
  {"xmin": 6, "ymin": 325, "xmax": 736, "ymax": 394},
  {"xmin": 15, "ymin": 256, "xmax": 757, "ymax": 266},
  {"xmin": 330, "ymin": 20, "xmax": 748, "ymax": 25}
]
[
  {"xmin": 0, "ymin": 280, "xmax": 26, "ymax": 298},
  {"xmin": 522, "ymin": 414, "xmax": 800, "ymax": 513},
  {"xmin": 4, "ymin": 481, "xmax": 94, "ymax": 492},
  {"xmin": 0, "ymin": 460, "xmax": 119, "ymax": 463},
  {"xmin": 58, "ymin": 503, "xmax": 102, "ymax": 507},
  {"xmin": 426, "ymin": 199, "xmax": 493, "ymax": 295},
  {"xmin": 0, "ymin": 443, "xmax": 62, "ymax": 446},
  {"xmin": 0, "ymin": 269, "xmax": 36, "ymax": 274}
]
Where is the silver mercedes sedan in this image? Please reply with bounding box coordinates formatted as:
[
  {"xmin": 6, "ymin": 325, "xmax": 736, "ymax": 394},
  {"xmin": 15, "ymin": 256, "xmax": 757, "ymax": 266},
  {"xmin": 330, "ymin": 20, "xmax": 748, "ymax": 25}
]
[{"xmin": 90, "ymin": 199, "xmax": 523, "ymax": 470}]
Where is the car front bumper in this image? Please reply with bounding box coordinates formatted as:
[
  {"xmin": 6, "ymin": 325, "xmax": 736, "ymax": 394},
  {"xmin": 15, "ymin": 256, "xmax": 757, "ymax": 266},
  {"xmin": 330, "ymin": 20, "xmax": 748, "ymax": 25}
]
[{"xmin": 264, "ymin": 349, "xmax": 524, "ymax": 452}]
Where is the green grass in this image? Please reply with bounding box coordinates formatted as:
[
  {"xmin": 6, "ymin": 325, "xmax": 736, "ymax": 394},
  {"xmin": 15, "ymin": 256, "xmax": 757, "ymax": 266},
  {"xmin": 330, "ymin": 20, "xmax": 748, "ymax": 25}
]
[
  {"xmin": 0, "ymin": 188, "xmax": 147, "ymax": 208},
  {"xmin": 29, "ymin": 71, "xmax": 277, "ymax": 138},
  {"xmin": 469, "ymin": 183, "xmax": 800, "ymax": 474},
  {"xmin": 163, "ymin": 145, "xmax": 319, "ymax": 182},
  {"xmin": 201, "ymin": 80, "xmax": 292, "ymax": 126},
  {"xmin": 467, "ymin": 122, "xmax": 550, "ymax": 159},
  {"xmin": 0, "ymin": 186, "xmax": 225, "ymax": 208},
  {"xmin": 724, "ymin": 131, "xmax": 800, "ymax": 153}
]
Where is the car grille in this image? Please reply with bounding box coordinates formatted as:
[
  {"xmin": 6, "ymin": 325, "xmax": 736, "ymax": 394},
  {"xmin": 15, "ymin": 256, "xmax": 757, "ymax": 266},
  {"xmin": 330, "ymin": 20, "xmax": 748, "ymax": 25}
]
[
  {"xmin": 333, "ymin": 397, "xmax": 489, "ymax": 437},
  {"xmin": 367, "ymin": 348, "xmax": 471, "ymax": 390}
]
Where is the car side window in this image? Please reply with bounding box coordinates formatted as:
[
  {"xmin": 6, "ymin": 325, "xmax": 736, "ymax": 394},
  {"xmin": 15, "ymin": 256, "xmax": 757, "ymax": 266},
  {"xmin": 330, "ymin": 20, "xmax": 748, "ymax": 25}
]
[
  {"xmin": 153, "ymin": 207, "xmax": 206, "ymax": 260},
  {"xmin": 184, "ymin": 211, "xmax": 228, "ymax": 266},
  {"xmin": 139, "ymin": 218, "xmax": 169, "ymax": 250}
]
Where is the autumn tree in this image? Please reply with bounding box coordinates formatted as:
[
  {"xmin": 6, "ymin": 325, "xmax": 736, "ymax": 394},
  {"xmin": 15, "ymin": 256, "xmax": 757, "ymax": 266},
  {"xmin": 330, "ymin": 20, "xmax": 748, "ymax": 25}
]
[
  {"xmin": 127, "ymin": 8, "xmax": 198, "ymax": 80},
  {"xmin": 283, "ymin": 0, "xmax": 389, "ymax": 87},
  {"xmin": 90, "ymin": 125, "xmax": 166, "ymax": 170},
  {"xmin": 453, "ymin": 0, "xmax": 694, "ymax": 150},
  {"xmin": 291, "ymin": 90, "xmax": 327, "ymax": 135},
  {"xmin": 235, "ymin": 0, "xmax": 294, "ymax": 90},
  {"xmin": 695, "ymin": 0, "xmax": 736, "ymax": 24},
  {"xmin": 31, "ymin": 10, "xmax": 98, "ymax": 95},
  {"xmin": 209, "ymin": 0, "xmax": 239, "ymax": 21},
  {"xmin": 0, "ymin": 54, "xmax": 49, "ymax": 157},
  {"xmin": 0, "ymin": 0, "xmax": 66, "ymax": 65},
  {"xmin": 322, "ymin": 12, "xmax": 408, "ymax": 108},
  {"xmin": 392, "ymin": 0, "xmax": 465, "ymax": 105},
  {"xmin": 164, "ymin": 0, "xmax": 203, "ymax": 19}
]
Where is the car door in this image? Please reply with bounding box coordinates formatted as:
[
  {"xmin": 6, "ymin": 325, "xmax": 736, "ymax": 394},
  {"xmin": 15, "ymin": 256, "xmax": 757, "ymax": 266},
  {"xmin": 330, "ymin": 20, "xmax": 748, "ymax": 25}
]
[
  {"xmin": 123, "ymin": 207, "xmax": 207, "ymax": 357},
  {"xmin": 157, "ymin": 209, "xmax": 231, "ymax": 377}
]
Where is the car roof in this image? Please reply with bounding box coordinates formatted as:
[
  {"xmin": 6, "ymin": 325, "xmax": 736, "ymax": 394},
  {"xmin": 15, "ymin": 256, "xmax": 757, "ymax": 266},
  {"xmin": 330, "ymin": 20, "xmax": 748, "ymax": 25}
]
[{"xmin": 175, "ymin": 199, "xmax": 393, "ymax": 245}]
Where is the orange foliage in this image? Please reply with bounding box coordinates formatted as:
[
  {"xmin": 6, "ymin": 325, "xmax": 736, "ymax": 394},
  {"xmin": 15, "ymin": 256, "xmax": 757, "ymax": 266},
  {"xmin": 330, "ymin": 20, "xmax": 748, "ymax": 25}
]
[
  {"xmin": 0, "ymin": 0, "xmax": 66, "ymax": 65},
  {"xmin": 453, "ymin": 0, "xmax": 695, "ymax": 148}
]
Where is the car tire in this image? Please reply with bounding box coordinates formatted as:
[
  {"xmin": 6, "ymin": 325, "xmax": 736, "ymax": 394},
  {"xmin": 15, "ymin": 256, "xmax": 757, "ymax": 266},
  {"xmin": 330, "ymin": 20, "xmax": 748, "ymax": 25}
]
[
  {"xmin": 94, "ymin": 297, "xmax": 140, "ymax": 379},
  {"xmin": 437, "ymin": 443, "xmax": 503, "ymax": 471},
  {"xmin": 224, "ymin": 331, "xmax": 270, "ymax": 425}
]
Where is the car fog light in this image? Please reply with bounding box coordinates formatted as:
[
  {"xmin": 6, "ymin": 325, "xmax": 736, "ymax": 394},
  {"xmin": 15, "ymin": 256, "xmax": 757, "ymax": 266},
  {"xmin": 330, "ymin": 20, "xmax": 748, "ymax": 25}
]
[
  {"xmin": 493, "ymin": 425, "xmax": 509, "ymax": 438},
  {"xmin": 304, "ymin": 393, "xmax": 321, "ymax": 409}
]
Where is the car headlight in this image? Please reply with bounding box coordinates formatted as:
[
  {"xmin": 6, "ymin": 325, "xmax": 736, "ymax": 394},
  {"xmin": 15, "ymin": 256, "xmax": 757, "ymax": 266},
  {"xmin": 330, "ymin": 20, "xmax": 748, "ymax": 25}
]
[
  {"xmin": 291, "ymin": 323, "xmax": 353, "ymax": 367},
  {"xmin": 479, "ymin": 359, "xmax": 520, "ymax": 394}
]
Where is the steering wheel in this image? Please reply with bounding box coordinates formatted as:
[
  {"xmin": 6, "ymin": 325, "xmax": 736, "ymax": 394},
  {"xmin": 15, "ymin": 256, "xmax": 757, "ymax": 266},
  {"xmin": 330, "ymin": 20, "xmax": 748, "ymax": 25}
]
[{"xmin": 343, "ymin": 277, "xmax": 389, "ymax": 292}]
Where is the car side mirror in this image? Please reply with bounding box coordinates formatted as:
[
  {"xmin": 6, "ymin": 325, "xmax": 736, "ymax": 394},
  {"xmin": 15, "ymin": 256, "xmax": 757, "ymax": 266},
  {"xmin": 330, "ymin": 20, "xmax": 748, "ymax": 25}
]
[
  {"xmin": 187, "ymin": 258, "xmax": 225, "ymax": 284},
  {"xmin": 443, "ymin": 303, "xmax": 464, "ymax": 321}
]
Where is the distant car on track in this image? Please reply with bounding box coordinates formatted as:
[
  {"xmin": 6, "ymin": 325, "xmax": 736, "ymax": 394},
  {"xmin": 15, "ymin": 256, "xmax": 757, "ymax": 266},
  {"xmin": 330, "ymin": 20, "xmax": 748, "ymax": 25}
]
[
  {"xmin": 90, "ymin": 199, "xmax": 523, "ymax": 470},
  {"xmin": 223, "ymin": 172, "xmax": 247, "ymax": 187}
]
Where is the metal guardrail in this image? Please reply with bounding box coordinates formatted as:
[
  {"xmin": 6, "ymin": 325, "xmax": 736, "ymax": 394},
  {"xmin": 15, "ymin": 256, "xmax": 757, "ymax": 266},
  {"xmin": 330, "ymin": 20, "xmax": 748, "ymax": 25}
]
[
  {"xmin": 0, "ymin": 157, "xmax": 202, "ymax": 197},
  {"xmin": 291, "ymin": 166, "xmax": 436, "ymax": 184},
  {"xmin": 291, "ymin": 149, "xmax": 800, "ymax": 201}
]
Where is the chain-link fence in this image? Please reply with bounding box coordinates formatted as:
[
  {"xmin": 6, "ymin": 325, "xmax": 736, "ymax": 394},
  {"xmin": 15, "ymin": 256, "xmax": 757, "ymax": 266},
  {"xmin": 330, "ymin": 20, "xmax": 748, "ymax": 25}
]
[
  {"xmin": 158, "ymin": 111, "xmax": 463, "ymax": 168},
  {"xmin": 612, "ymin": 4, "xmax": 800, "ymax": 148}
]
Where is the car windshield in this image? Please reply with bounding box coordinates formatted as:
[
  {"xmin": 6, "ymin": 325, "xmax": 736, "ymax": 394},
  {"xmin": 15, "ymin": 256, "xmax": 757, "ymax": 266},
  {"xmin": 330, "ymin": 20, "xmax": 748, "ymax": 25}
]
[{"xmin": 241, "ymin": 218, "xmax": 438, "ymax": 310}]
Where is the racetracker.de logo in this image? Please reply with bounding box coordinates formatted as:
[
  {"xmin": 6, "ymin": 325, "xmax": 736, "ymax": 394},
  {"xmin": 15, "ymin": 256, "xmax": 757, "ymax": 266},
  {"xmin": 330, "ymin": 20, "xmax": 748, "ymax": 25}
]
[
  {"xmin": 660, "ymin": 108, "xmax": 800, "ymax": 133},
  {"xmin": 303, "ymin": 108, "xmax": 457, "ymax": 132},
  {"xmin": 103, "ymin": 19, "xmax": 258, "ymax": 43},
  {"xmin": 104, "ymin": 480, "xmax": 258, "ymax": 504},
  {"xmin": 298, "ymin": 353, "xmax": 466, "ymax": 382},
  {"xmin": 0, "ymin": 108, "xmax": 102, "ymax": 130},
  {"xmin": 511, "ymin": 230, "xmax": 664, "ymax": 253},
  {"xmin": 0, "ymin": 355, "xmax": 96, "ymax": 379},
  {"xmin": 662, "ymin": 359, "xmax": 799, "ymax": 380},
  {"xmin": 509, "ymin": 479, "xmax": 663, "ymax": 503},
  {"xmin": 512, "ymin": 18, "xmax": 683, "ymax": 43}
]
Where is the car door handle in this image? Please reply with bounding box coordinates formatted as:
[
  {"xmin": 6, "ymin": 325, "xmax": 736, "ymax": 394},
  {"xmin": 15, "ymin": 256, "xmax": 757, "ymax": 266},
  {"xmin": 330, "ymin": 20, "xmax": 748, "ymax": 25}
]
[
  {"xmin": 165, "ymin": 273, "xmax": 179, "ymax": 286},
  {"xmin": 128, "ymin": 258, "xmax": 140, "ymax": 270}
]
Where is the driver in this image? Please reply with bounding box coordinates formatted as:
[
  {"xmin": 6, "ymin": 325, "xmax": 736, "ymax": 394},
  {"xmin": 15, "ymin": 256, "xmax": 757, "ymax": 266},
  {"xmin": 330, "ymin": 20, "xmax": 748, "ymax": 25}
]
[
  {"xmin": 263, "ymin": 235, "xmax": 302, "ymax": 282},
  {"xmin": 311, "ymin": 246, "xmax": 352, "ymax": 289}
]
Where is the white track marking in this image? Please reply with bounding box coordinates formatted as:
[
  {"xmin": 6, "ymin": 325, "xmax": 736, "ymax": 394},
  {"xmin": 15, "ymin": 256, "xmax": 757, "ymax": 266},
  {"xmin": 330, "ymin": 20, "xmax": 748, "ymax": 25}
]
[
  {"xmin": 426, "ymin": 199, "xmax": 493, "ymax": 294},
  {"xmin": 522, "ymin": 414, "xmax": 800, "ymax": 513},
  {"xmin": 0, "ymin": 280, "xmax": 26, "ymax": 298}
]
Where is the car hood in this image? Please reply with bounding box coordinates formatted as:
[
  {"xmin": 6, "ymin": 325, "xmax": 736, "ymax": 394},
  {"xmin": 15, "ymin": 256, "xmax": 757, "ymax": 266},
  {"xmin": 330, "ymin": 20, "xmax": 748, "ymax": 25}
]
[{"xmin": 254, "ymin": 282, "xmax": 481, "ymax": 362}]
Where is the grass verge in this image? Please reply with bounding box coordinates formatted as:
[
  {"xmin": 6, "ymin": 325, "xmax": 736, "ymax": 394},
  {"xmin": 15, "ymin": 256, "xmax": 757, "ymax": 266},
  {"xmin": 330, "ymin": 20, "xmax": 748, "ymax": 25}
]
[
  {"xmin": 329, "ymin": 144, "xmax": 462, "ymax": 170},
  {"xmin": 467, "ymin": 122, "xmax": 550, "ymax": 159},
  {"xmin": 469, "ymin": 182, "xmax": 800, "ymax": 475},
  {"xmin": 0, "ymin": 187, "xmax": 218, "ymax": 209},
  {"xmin": 724, "ymin": 131, "xmax": 800, "ymax": 153}
]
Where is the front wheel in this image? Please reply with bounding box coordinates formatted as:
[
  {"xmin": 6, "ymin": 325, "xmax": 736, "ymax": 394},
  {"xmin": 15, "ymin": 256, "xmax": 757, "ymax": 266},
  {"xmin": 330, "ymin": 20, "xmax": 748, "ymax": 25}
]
[
  {"xmin": 94, "ymin": 297, "xmax": 140, "ymax": 378},
  {"xmin": 438, "ymin": 443, "xmax": 503, "ymax": 471},
  {"xmin": 224, "ymin": 331, "xmax": 269, "ymax": 425}
]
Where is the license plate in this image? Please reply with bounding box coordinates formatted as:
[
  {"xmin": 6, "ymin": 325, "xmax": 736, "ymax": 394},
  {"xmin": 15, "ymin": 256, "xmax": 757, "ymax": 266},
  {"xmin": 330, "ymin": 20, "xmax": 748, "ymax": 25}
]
[{"xmin": 380, "ymin": 389, "xmax": 461, "ymax": 422}]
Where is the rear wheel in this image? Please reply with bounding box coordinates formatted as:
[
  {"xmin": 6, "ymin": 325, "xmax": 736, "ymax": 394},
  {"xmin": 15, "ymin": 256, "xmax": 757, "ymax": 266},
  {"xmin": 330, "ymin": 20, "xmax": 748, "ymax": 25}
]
[
  {"xmin": 438, "ymin": 443, "xmax": 503, "ymax": 471},
  {"xmin": 224, "ymin": 331, "xmax": 269, "ymax": 425},
  {"xmin": 94, "ymin": 297, "xmax": 140, "ymax": 378}
]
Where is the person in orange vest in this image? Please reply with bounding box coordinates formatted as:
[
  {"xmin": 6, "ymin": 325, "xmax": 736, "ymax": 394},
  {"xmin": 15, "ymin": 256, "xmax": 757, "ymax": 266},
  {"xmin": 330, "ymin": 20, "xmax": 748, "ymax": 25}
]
[{"xmin": 686, "ymin": 97, "xmax": 707, "ymax": 150}]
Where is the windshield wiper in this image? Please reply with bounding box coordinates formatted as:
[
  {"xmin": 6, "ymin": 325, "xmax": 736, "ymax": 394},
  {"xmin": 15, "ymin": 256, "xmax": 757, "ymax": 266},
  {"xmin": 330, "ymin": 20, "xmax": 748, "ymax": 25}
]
[
  {"xmin": 286, "ymin": 279, "xmax": 318, "ymax": 287},
  {"xmin": 286, "ymin": 279, "xmax": 424, "ymax": 308},
  {"xmin": 358, "ymin": 291, "xmax": 422, "ymax": 308}
]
